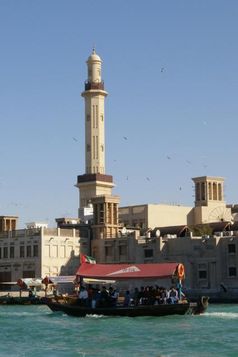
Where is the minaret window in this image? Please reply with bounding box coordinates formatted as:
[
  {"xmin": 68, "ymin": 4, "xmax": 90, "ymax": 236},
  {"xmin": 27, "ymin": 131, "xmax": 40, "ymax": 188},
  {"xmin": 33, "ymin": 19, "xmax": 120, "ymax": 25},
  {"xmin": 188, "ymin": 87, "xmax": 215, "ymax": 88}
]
[
  {"xmin": 96, "ymin": 105, "xmax": 98, "ymax": 128},
  {"xmin": 87, "ymin": 144, "xmax": 91, "ymax": 152},
  {"xmin": 101, "ymin": 114, "xmax": 104, "ymax": 121},
  {"xmin": 93, "ymin": 136, "xmax": 95, "ymax": 159},
  {"xmin": 87, "ymin": 114, "xmax": 90, "ymax": 121},
  {"xmin": 93, "ymin": 106, "xmax": 96, "ymax": 128},
  {"xmin": 96, "ymin": 136, "xmax": 98, "ymax": 159}
]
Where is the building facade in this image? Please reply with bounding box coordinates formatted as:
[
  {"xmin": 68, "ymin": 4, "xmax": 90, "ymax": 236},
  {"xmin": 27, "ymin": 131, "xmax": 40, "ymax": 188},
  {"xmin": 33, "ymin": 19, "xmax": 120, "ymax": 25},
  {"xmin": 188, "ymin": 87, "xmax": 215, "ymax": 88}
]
[{"xmin": 0, "ymin": 217, "xmax": 89, "ymax": 282}]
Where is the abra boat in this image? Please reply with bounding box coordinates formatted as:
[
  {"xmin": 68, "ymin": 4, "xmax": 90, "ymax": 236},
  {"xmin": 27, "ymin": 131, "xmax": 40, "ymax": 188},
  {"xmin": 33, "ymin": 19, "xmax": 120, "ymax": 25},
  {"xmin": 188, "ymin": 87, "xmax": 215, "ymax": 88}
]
[
  {"xmin": 43, "ymin": 262, "xmax": 209, "ymax": 317},
  {"xmin": 43, "ymin": 296, "xmax": 208, "ymax": 317}
]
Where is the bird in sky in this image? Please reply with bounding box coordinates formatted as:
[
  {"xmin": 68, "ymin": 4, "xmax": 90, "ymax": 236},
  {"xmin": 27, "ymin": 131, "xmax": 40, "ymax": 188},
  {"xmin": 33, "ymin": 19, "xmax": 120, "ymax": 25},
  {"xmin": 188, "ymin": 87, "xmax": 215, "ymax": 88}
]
[
  {"xmin": 186, "ymin": 160, "xmax": 191, "ymax": 164},
  {"xmin": 179, "ymin": 187, "xmax": 182, "ymax": 191},
  {"xmin": 72, "ymin": 137, "xmax": 78, "ymax": 142},
  {"xmin": 161, "ymin": 67, "xmax": 165, "ymax": 72},
  {"xmin": 123, "ymin": 136, "xmax": 128, "ymax": 140},
  {"xmin": 166, "ymin": 156, "xmax": 171, "ymax": 160},
  {"xmin": 146, "ymin": 177, "xmax": 150, "ymax": 181}
]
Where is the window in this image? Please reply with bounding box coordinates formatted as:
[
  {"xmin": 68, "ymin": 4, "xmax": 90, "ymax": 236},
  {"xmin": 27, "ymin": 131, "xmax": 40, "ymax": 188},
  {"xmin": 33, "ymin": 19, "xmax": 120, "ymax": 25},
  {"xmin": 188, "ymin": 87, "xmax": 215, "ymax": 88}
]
[
  {"xmin": 199, "ymin": 270, "xmax": 207, "ymax": 279},
  {"xmin": 27, "ymin": 246, "xmax": 31, "ymax": 258},
  {"xmin": 228, "ymin": 244, "xmax": 236, "ymax": 254},
  {"xmin": 3, "ymin": 247, "xmax": 8, "ymax": 259},
  {"xmin": 105, "ymin": 246, "xmax": 112, "ymax": 257},
  {"xmin": 33, "ymin": 245, "xmax": 38, "ymax": 257},
  {"xmin": 0, "ymin": 247, "xmax": 2, "ymax": 259},
  {"xmin": 20, "ymin": 246, "xmax": 25, "ymax": 258},
  {"xmin": 10, "ymin": 247, "xmax": 14, "ymax": 259},
  {"xmin": 144, "ymin": 249, "xmax": 153, "ymax": 258},
  {"xmin": 119, "ymin": 245, "xmax": 126, "ymax": 256},
  {"xmin": 229, "ymin": 267, "xmax": 237, "ymax": 277}
]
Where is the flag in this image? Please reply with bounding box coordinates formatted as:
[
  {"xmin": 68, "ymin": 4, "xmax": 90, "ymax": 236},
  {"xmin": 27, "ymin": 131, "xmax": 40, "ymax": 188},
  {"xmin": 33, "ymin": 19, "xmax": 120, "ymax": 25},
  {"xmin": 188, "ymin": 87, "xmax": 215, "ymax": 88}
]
[{"xmin": 81, "ymin": 254, "xmax": 96, "ymax": 264}]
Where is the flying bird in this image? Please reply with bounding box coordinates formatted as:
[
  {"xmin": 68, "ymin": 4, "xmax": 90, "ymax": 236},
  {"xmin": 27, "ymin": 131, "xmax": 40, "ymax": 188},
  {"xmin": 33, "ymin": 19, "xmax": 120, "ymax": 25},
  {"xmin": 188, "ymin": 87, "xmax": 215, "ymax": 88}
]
[
  {"xmin": 166, "ymin": 156, "xmax": 171, "ymax": 160},
  {"xmin": 161, "ymin": 67, "xmax": 165, "ymax": 73},
  {"xmin": 146, "ymin": 177, "xmax": 150, "ymax": 181},
  {"xmin": 72, "ymin": 137, "xmax": 78, "ymax": 142},
  {"xmin": 123, "ymin": 136, "xmax": 128, "ymax": 140}
]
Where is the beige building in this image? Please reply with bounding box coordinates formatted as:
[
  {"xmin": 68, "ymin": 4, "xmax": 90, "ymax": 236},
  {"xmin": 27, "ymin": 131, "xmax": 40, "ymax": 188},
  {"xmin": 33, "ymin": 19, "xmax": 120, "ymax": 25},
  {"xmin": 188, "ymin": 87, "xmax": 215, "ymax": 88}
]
[
  {"xmin": 119, "ymin": 176, "xmax": 233, "ymax": 230},
  {"xmin": 0, "ymin": 216, "xmax": 89, "ymax": 282},
  {"xmin": 91, "ymin": 225, "xmax": 238, "ymax": 297},
  {"xmin": 119, "ymin": 204, "xmax": 193, "ymax": 229}
]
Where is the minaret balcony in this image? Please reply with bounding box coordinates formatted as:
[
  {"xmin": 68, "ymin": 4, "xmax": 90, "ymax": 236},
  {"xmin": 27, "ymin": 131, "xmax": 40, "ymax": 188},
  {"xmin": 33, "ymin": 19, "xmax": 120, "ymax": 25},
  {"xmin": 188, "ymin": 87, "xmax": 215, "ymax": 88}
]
[{"xmin": 84, "ymin": 81, "xmax": 104, "ymax": 91}]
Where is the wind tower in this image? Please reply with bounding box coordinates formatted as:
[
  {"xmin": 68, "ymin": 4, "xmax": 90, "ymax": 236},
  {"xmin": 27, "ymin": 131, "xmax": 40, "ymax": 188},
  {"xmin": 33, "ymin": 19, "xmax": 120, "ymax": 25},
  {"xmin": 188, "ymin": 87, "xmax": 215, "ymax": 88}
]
[
  {"xmin": 76, "ymin": 49, "xmax": 117, "ymax": 226},
  {"xmin": 192, "ymin": 176, "xmax": 232, "ymax": 224}
]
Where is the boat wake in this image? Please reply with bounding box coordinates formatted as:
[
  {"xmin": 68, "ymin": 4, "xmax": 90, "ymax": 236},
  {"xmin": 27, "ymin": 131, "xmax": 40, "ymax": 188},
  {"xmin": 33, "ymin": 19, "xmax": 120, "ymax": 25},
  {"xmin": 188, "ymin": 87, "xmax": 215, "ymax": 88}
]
[
  {"xmin": 204, "ymin": 312, "xmax": 238, "ymax": 319},
  {"xmin": 85, "ymin": 314, "xmax": 107, "ymax": 319}
]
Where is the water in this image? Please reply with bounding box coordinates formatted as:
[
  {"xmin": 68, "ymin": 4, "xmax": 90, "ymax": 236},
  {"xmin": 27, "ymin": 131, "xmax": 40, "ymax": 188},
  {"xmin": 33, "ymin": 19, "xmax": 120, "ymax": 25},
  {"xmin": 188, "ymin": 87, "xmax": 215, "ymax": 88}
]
[{"xmin": 1, "ymin": 304, "xmax": 238, "ymax": 357}]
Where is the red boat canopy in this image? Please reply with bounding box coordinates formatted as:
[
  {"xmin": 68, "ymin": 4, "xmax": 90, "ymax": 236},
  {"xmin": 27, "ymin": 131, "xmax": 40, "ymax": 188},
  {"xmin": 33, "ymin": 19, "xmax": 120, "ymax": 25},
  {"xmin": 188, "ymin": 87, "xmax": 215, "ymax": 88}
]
[{"xmin": 76, "ymin": 262, "xmax": 181, "ymax": 280}]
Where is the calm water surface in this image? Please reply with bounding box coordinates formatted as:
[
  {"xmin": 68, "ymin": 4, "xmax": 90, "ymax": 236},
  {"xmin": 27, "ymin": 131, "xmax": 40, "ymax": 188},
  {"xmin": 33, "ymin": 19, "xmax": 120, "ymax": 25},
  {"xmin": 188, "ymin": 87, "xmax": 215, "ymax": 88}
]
[{"xmin": 0, "ymin": 304, "xmax": 238, "ymax": 357}]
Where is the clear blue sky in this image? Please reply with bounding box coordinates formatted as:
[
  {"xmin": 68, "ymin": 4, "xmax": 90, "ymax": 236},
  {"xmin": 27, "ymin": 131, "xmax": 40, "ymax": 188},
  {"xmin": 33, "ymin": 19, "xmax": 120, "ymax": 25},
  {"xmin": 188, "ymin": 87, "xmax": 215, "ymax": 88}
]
[{"xmin": 1, "ymin": 1, "xmax": 238, "ymax": 228}]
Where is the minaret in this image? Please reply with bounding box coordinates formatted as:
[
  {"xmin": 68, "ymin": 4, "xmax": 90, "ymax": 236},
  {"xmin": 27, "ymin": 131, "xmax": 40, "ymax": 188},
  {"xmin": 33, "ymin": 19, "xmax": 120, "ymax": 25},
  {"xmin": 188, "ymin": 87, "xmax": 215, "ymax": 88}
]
[
  {"xmin": 82, "ymin": 49, "xmax": 107, "ymax": 174},
  {"xmin": 76, "ymin": 49, "xmax": 115, "ymax": 216}
]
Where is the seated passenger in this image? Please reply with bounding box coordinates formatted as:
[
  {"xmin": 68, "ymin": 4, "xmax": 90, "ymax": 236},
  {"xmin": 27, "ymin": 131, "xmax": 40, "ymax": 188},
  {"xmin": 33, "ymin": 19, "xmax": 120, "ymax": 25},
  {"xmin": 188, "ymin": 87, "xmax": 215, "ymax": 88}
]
[{"xmin": 168, "ymin": 287, "xmax": 178, "ymax": 304}]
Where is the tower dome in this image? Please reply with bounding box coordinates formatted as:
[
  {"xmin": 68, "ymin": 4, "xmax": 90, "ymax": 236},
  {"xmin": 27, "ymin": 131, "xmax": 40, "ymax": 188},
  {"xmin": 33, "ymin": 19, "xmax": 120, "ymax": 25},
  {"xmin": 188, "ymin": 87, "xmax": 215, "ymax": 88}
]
[{"xmin": 87, "ymin": 48, "xmax": 102, "ymax": 63}]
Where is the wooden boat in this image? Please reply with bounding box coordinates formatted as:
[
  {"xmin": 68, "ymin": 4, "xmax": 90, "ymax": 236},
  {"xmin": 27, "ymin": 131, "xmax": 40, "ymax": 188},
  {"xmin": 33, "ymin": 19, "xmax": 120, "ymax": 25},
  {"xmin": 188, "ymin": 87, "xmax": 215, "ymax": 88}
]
[
  {"xmin": 43, "ymin": 261, "xmax": 209, "ymax": 317},
  {"xmin": 43, "ymin": 296, "xmax": 208, "ymax": 317}
]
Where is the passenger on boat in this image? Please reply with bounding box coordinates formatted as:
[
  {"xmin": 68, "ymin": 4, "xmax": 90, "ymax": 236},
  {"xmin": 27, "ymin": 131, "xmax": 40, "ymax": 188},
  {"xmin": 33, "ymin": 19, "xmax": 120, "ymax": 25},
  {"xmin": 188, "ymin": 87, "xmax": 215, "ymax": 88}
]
[
  {"xmin": 98, "ymin": 286, "xmax": 109, "ymax": 307},
  {"xmin": 132, "ymin": 287, "xmax": 140, "ymax": 306},
  {"xmin": 78, "ymin": 286, "xmax": 88, "ymax": 306},
  {"xmin": 168, "ymin": 287, "xmax": 179, "ymax": 304},
  {"xmin": 123, "ymin": 290, "xmax": 131, "ymax": 307},
  {"xmin": 138, "ymin": 286, "xmax": 145, "ymax": 305},
  {"xmin": 159, "ymin": 287, "xmax": 169, "ymax": 304},
  {"xmin": 91, "ymin": 287, "xmax": 100, "ymax": 308},
  {"xmin": 108, "ymin": 287, "xmax": 119, "ymax": 307}
]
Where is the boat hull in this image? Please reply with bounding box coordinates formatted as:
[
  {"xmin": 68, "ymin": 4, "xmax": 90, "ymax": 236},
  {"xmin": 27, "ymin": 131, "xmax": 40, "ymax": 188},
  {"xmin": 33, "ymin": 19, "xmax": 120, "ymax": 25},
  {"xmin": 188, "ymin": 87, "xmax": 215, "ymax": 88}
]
[{"xmin": 43, "ymin": 297, "xmax": 208, "ymax": 317}]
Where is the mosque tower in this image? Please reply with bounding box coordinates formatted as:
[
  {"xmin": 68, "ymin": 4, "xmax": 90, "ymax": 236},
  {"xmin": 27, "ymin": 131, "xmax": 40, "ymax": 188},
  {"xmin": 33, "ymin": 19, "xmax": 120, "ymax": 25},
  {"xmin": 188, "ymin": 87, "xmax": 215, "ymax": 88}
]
[{"xmin": 76, "ymin": 49, "xmax": 116, "ymax": 221}]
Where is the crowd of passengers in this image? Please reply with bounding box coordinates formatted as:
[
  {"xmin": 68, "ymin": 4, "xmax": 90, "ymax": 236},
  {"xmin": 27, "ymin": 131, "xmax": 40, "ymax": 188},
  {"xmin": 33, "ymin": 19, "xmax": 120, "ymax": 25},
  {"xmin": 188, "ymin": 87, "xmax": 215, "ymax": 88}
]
[{"xmin": 77, "ymin": 285, "xmax": 185, "ymax": 308}]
